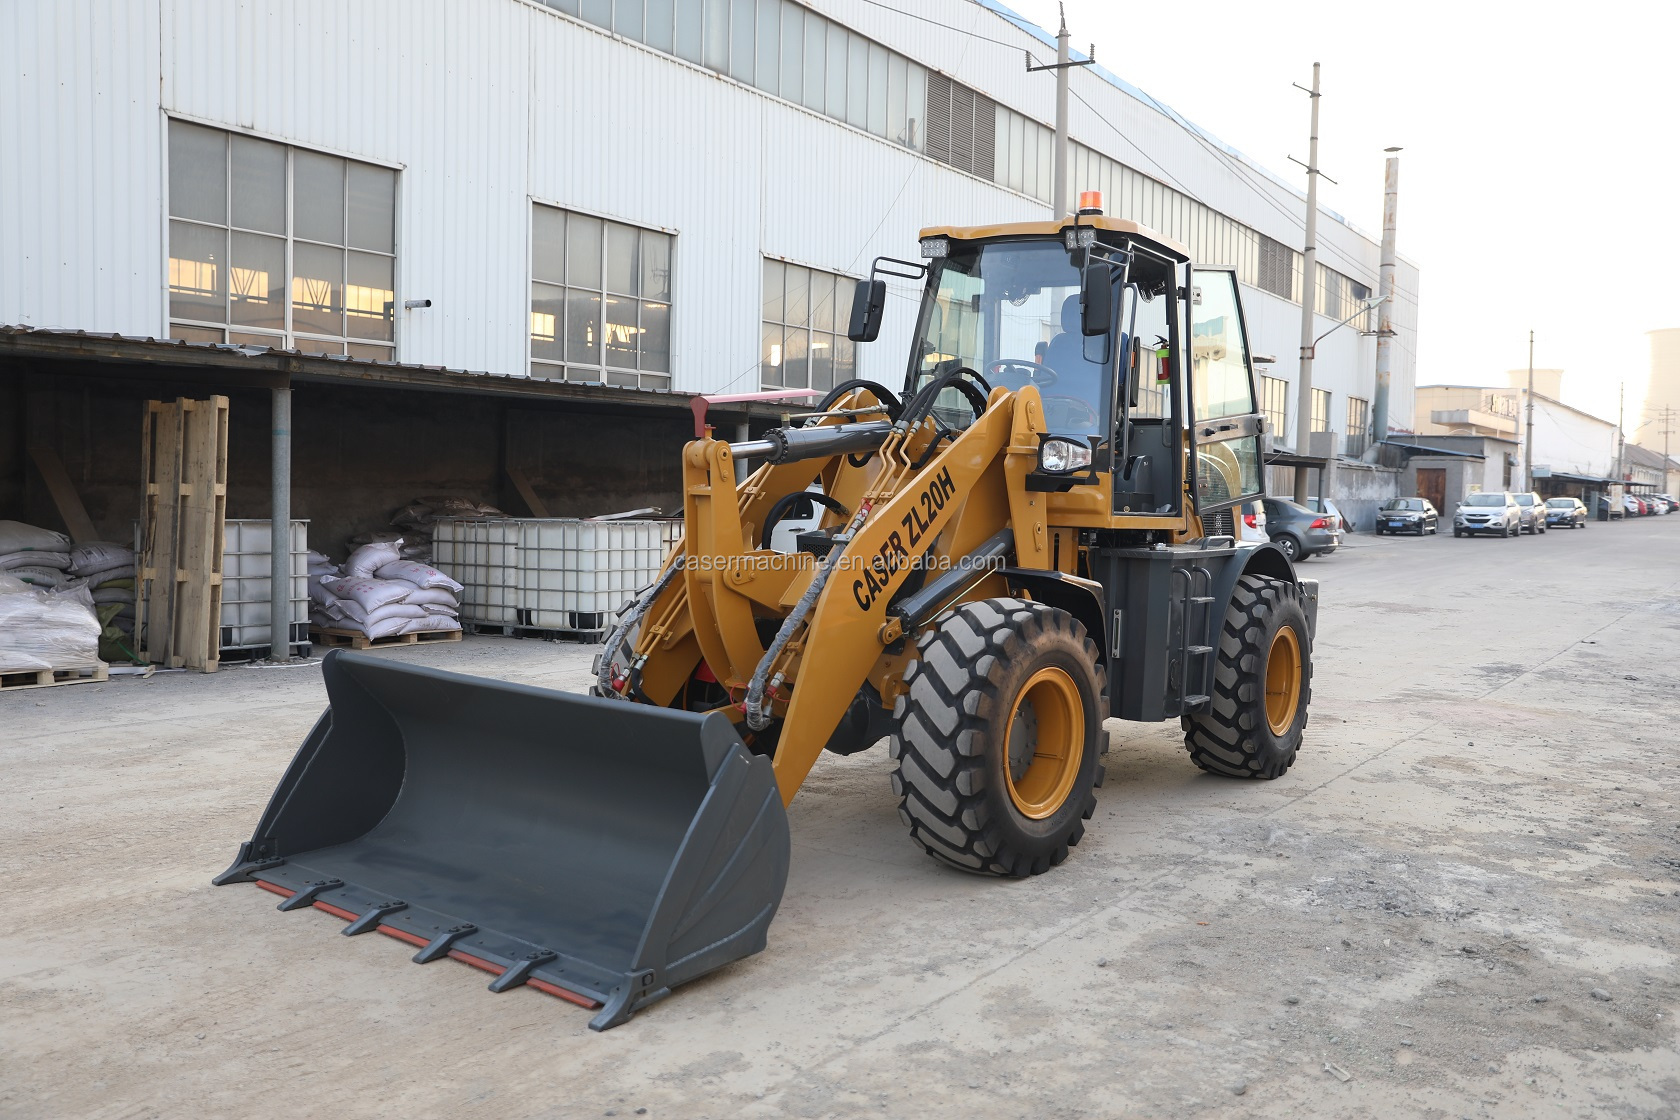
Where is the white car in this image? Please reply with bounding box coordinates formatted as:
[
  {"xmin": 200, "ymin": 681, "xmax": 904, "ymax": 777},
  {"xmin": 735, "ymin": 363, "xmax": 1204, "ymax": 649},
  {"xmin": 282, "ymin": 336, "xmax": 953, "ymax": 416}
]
[{"xmin": 1453, "ymin": 492, "xmax": 1522, "ymax": 538}]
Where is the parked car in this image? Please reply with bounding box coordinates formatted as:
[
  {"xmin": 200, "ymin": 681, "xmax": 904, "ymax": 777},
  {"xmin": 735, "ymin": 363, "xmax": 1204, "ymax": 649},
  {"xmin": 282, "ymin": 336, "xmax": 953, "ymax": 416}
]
[
  {"xmin": 1259, "ymin": 497, "xmax": 1343, "ymax": 561},
  {"xmin": 1544, "ymin": 497, "xmax": 1589, "ymax": 529},
  {"xmin": 1655, "ymin": 494, "xmax": 1679, "ymax": 513},
  {"xmin": 1453, "ymin": 491, "xmax": 1522, "ymax": 538},
  {"xmin": 1512, "ymin": 491, "xmax": 1547, "ymax": 534},
  {"xmin": 1374, "ymin": 496, "xmax": 1438, "ymax": 535},
  {"xmin": 1597, "ymin": 495, "xmax": 1625, "ymax": 521},
  {"xmin": 1305, "ymin": 496, "xmax": 1351, "ymax": 533},
  {"xmin": 1238, "ymin": 500, "xmax": 1269, "ymax": 544},
  {"xmin": 1625, "ymin": 494, "xmax": 1645, "ymax": 517}
]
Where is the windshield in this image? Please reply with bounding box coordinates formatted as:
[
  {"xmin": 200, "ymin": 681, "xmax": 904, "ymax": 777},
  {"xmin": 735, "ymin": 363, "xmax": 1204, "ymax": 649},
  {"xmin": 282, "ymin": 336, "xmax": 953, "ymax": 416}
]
[
  {"xmin": 1382, "ymin": 498, "xmax": 1424, "ymax": 511},
  {"xmin": 1545, "ymin": 498, "xmax": 1575, "ymax": 508},
  {"xmin": 1464, "ymin": 493, "xmax": 1507, "ymax": 507},
  {"xmin": 914, "ymin": 239, "xmax": 1111, "ymax": 435},
  {"xmin": 1514, "ymin": 493, "xmax": 1535, "ymax": 505}
]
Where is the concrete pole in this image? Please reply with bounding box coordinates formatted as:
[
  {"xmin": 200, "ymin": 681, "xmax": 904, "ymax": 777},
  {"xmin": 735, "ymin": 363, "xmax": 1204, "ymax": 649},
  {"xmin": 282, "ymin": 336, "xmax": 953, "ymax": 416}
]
[
  {"xmin": 270, "ymin": 386, "xmax": 292, "ymax": 662},
  {"xmin": 1371, "ymin": 154, "xmax": 1399, "ymax": 453},
  {"xmin": 1524, "ymin": 331, "xmax": 1535, "ymax": 489},
  {"xmin": 1617, "ymin": 382, "xmax": 1626, "ymax": 485},
  {"xmin": 1292, "ymin": 63, "xmax": 1322, "ymax": 504},
  {"xmin": 1052, "ymin": 7, "xmax": 1070, "ymax": 218}
]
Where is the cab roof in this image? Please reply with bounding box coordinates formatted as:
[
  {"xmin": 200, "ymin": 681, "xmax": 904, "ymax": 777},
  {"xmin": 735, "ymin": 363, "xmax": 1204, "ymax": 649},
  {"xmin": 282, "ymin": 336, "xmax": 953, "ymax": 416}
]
[{"xmin": 917, "ymin": 215, "xmax": 1190, "ymax": 262}]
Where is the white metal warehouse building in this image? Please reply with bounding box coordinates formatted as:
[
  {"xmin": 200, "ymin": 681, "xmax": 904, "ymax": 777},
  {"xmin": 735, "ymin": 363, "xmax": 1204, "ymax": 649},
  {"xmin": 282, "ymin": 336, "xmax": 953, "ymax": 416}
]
[{"xmin": 2, "ymin": 0, "xmax": 1418, "ymax": 465}]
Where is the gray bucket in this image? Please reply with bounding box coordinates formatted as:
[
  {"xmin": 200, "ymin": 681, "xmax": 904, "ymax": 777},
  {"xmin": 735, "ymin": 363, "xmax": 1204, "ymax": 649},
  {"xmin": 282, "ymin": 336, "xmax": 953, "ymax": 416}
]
[{"xmin": 215, "ymin": 650, "xmax": 789, "ymax": 1030}]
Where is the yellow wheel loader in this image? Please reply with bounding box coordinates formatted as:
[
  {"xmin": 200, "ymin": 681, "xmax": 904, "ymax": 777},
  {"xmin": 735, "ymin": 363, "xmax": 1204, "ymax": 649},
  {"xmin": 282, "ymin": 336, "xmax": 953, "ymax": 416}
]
[{"xmin": 216, "ymin": 200, "xmax": 1317, "ymax": 1030}]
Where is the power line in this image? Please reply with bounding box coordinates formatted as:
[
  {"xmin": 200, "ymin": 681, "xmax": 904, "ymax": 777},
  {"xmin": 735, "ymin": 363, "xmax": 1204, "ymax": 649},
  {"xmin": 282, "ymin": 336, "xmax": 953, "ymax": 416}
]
[
  {"xmin": 847, "ymin": 0, "xmax": 1032, "ymax": 53},
  {"xmin": 854, "ymin": 0, "xmax": 1388, "ymax": 281}
]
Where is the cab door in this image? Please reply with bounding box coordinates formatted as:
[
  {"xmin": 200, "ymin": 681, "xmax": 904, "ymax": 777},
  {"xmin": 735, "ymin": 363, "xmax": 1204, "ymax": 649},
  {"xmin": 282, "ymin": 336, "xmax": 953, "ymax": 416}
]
[{"xmin": 1187, "ymin": 269, "xmax": 1265, "ymax": 532}]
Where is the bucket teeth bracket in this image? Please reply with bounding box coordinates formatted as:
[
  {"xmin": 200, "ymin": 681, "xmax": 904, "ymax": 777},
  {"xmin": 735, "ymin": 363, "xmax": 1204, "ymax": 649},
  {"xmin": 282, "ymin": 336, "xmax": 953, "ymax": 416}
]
[
  {"xmin": 409, "ymin": 926, "xmax": 477, "ymax": 967},
  {"xmin": 412, "ymin": 924, "xmax": 478, "ymax": 964},
  {"xmin": 276, "ymin": 879, "xmax": 343, "ymax": 912},
  {"xmin": 342, "ymin": 900, "xmax": 409, "ymax": 935},
  {"xmin": 488, "ymin": 950, "xmax": 558, "ymax": 993}
]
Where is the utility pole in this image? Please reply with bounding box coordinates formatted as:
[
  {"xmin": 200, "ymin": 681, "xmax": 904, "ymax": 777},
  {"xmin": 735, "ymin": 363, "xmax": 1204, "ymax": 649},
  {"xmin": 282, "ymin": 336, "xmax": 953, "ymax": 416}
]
[
  {"xmin": 1026, "ymin": 5, "xmax": 1094, "ymax": 218},
  {"xmin": 1292, "ymin": 64, "xmax": 1325, "ymax": 504},
  {"xmin": 1617, "ymin": 381, "xmax": 1626, "ymax": 486},
  {"xmin": 1371, "ymin": 148, "xmax": 1401, "ymax": 453},
  {"xmin": 1524, "ymin": 331, "xmax": 1535, "ymax": 489}
]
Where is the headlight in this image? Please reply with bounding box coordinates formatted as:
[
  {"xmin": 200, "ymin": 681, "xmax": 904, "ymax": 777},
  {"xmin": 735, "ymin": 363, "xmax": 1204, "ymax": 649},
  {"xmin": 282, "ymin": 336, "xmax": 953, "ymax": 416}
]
[
  {"xmin": 1063, "ymin": 226, "xmax": 1097, "ymax": 252},
  {"xmin": 919, "ymin": 236, "xmax": 949, "ymax": 259},
  {"xmin": 1039, "ymin": 437, "xmax": 1093, "ymax": 474}
]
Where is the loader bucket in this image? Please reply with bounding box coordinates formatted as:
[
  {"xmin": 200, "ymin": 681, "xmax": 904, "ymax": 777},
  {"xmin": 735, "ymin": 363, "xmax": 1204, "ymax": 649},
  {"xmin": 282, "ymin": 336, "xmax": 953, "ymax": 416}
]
[{"xmin": 214, "ymin": 649, "xmax": 789, "ymax": 1030}]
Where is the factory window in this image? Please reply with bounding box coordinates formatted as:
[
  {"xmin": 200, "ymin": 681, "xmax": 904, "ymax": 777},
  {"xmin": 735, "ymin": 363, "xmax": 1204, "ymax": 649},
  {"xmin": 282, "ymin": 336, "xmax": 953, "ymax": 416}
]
[
  {"xmin": 1257, "ymin": 234, "xmax": 1295, "ymax": 301},
  {"xmin": 1311, "ymin": 388, "xmax": 1332, "ymax": 433},
  {"xmin": 165, "ymin": 120, "xmax": 396, "ymax": 359},
  {"xmin": 926, "ymin": 72, "xmax": 995, "ymax": 179},
  {"xmin": 1260, "ymin": 375, "xmax": 1289, "ymax": 438},
  {"xmin": 548, "ymin": 0, "xmax": 925, "ymax": 152},
  {"xmin": 1346, "ymin": 396, "xmax": 1370, "ymax": 456},
  {"xmin": 761, "ymin": 258, "xmax": 856, "ymax": 392},
  {"xmin": 994, "ymin": 106, "xmax": 1052, "ymax": 203},
  {"xmin": 530, "ymin": 204, "xmax": 672, "ymax": 388}
]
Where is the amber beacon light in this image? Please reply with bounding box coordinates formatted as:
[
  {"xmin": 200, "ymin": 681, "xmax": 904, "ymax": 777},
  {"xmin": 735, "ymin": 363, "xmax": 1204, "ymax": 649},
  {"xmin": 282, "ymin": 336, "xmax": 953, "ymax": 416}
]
[{"xmin": 1077, "ymin": 190, "xmax": 1104, "ymax": 215}]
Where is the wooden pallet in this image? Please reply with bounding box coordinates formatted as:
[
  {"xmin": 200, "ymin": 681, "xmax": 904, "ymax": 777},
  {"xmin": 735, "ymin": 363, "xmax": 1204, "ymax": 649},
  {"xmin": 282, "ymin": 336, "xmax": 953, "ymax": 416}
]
[
  {"xmin": 138, "ymin": 396, "xmax": 228, "ymax": 673},
  {"xmin": 309, "ymin": 626, "xmax": 463, "ymax": 651},
  {"xmin": 0, "ymin": 663, "xmax": 109, "ymax": 692}
]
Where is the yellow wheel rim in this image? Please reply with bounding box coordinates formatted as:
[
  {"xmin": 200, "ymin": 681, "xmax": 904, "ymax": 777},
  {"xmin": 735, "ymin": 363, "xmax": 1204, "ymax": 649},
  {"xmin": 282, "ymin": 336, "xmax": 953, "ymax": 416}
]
[
  {"xmin": 1264, "ymin": 626, "xmax": 1303, "ymax": 737},
  {"xmin": 1004, "ymin": 667, "xmax": 1085, "ymax": 820}
]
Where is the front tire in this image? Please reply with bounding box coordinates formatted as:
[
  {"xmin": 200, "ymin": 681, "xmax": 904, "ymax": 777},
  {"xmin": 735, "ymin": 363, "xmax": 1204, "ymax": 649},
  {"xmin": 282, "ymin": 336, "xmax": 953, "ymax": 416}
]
[
  {"xmin": 891, "ymin": 598, "xmax": 1106, "ymax": 877},
  {"xmin": 1181, "ymin": 575, "xmax": 1312, "ymax": 780}
]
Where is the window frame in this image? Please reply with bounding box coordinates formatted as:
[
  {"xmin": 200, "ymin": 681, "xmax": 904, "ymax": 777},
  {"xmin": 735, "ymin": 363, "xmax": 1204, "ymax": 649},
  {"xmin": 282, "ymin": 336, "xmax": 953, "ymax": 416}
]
[
  {"xmin": 760, "ymin": 256, "xmax": 857, "ymax": 394},
  {"xmin": 1260, "ymin": 374, "xmax": 1289, "ymax": 438},
  {"xmin": 1311, "ymin": 387, "xmax": 1333, "ymax": 433},
  {"xmin": 1345, "ymin": 395, "xmax": 1370, "ymax": 456},
  {"xmin": 164, "ymin": 117, "xmax": 399, "ymax": 360},
  {"xmin": 529, "ymin": 200, "xmax": 675, "ymax": 389}
]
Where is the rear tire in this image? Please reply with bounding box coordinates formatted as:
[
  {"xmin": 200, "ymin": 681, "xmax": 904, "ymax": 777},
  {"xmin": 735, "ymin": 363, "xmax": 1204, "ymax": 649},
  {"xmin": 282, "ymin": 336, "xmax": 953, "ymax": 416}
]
[
  {"xmin": 1275, "ymin": 534, "xmax": 1302, "ymax": 561},
  {"xmin": 1181, "ymin": 575, "xmax": 1311, "ymax": 780},
  {"xmin": 890, "ymin": 598, "xmax": 1105, "ymax": 877}
]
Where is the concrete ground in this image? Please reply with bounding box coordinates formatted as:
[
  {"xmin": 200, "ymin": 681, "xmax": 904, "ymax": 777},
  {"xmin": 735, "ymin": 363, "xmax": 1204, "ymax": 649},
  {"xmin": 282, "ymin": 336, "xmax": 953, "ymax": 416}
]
[{"xmin": 4, "ymin": 515, "xmax": 1678, "ymax": 1119}]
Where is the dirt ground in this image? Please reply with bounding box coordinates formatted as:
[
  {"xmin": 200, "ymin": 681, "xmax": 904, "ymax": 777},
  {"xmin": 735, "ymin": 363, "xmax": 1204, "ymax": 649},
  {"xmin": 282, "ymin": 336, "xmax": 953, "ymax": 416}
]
[{"xmin": 4, "ymin": 516, "xmax": 1679, "ymax": 1119}]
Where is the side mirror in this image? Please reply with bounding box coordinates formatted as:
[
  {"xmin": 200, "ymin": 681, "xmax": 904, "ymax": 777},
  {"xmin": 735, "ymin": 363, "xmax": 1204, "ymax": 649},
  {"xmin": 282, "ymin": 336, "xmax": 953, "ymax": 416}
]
[
  {"xmin": 848, "ymin": 279, "xmax": 886, "ymax": 343},
  {"xmin": 1080, "ymin": 265, "xmax": 1114, "ymax": 337}
]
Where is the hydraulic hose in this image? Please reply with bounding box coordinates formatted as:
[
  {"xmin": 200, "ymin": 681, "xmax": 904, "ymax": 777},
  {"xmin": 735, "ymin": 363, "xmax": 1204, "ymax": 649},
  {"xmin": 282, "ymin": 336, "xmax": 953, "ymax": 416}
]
[
  {"xmin": 744, "ymin": 500, "xmax": 872, "ymax": 730},
  {"xmin": 817, "ymin": 379, "xmax": 903, "ymax": 421},
  {"xmin": 595, "ymin": 554, "xmax": 685, "ymax": 699}
]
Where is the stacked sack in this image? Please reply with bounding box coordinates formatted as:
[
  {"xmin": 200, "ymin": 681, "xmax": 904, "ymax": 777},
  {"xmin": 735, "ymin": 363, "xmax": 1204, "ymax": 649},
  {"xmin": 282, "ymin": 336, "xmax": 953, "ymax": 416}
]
[
  {"xmin": 0, "ymin": 573, "xmax": 102, "ymax": 671},
  {"xmin": 386, "ymin": 496, "xmax": 508, "ymax": 563},
  {"xmin": 0, "ymin": 523, "xmax": 138, "ymax": 663},
  {"xmin": 67, "ymin": 541, "xmax": 139, "ymax": 653},
  {"xmin": 0, "ymin": 520, "xmax": 75, "ymax": 590},
  {"xmin": 308, "ymin": 539, "xmax": 463, "ymax": 641}
]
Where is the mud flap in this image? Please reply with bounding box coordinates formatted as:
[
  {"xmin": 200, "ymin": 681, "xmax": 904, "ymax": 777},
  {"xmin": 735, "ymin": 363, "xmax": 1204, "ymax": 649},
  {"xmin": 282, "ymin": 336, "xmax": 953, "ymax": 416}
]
[{"xmin": 215, "ymin": 649, "xmax": 790, "ymax": 1030}]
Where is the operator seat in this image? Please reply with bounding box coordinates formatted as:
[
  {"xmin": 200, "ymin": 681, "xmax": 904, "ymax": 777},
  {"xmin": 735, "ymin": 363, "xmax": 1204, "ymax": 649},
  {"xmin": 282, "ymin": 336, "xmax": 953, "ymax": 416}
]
[{"xmin": 1041, "ymin": 294, "xmax": 1103, "ymax": 402}]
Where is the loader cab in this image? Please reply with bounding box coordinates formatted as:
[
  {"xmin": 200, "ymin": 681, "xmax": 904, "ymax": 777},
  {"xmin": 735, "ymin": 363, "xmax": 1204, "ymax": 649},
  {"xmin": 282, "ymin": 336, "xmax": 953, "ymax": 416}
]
[{"xmin": 904, "ymin": 212, "xmax": 1264, "ymax": 535}]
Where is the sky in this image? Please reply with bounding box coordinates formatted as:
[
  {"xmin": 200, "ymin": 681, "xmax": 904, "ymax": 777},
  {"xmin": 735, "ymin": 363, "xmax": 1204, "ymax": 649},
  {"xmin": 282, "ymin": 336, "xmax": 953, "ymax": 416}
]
[{"xmin": 996, "ymin": 0, "xmax": 1680, "ymax": 433}]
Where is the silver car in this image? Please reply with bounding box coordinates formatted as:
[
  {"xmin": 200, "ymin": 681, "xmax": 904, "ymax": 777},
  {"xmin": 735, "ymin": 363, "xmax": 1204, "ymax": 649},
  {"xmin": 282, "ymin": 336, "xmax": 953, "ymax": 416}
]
[
  {"xmin": 1453, "ymin": 491, "xmax": 1522, "ymax": 538},
  {"xmin": 1512, "ymin": 491, "xmax": 1547, "ymax": 534}
]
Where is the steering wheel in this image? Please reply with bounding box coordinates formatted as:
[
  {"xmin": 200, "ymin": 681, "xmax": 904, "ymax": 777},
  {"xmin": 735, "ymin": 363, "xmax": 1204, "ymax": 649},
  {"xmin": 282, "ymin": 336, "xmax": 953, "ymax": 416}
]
[{"xmin": 987, "ymin": 358, "xmax": 1059, "ymax": 390}]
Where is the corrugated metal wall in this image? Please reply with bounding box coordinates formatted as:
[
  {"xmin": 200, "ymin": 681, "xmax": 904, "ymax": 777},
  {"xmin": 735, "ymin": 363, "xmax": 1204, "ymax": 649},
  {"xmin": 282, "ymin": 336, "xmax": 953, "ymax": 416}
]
[{"xmin": 0, "ymin": 0, "xmax": 1416, "ymax": 425}]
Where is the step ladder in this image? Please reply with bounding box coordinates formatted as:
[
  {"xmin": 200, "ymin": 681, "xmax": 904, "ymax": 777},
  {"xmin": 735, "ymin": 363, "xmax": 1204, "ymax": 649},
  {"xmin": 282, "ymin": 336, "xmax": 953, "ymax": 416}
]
[{"xmin": 1169, "ymin": 564, "xmax": 1216, "ymax": 709}]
